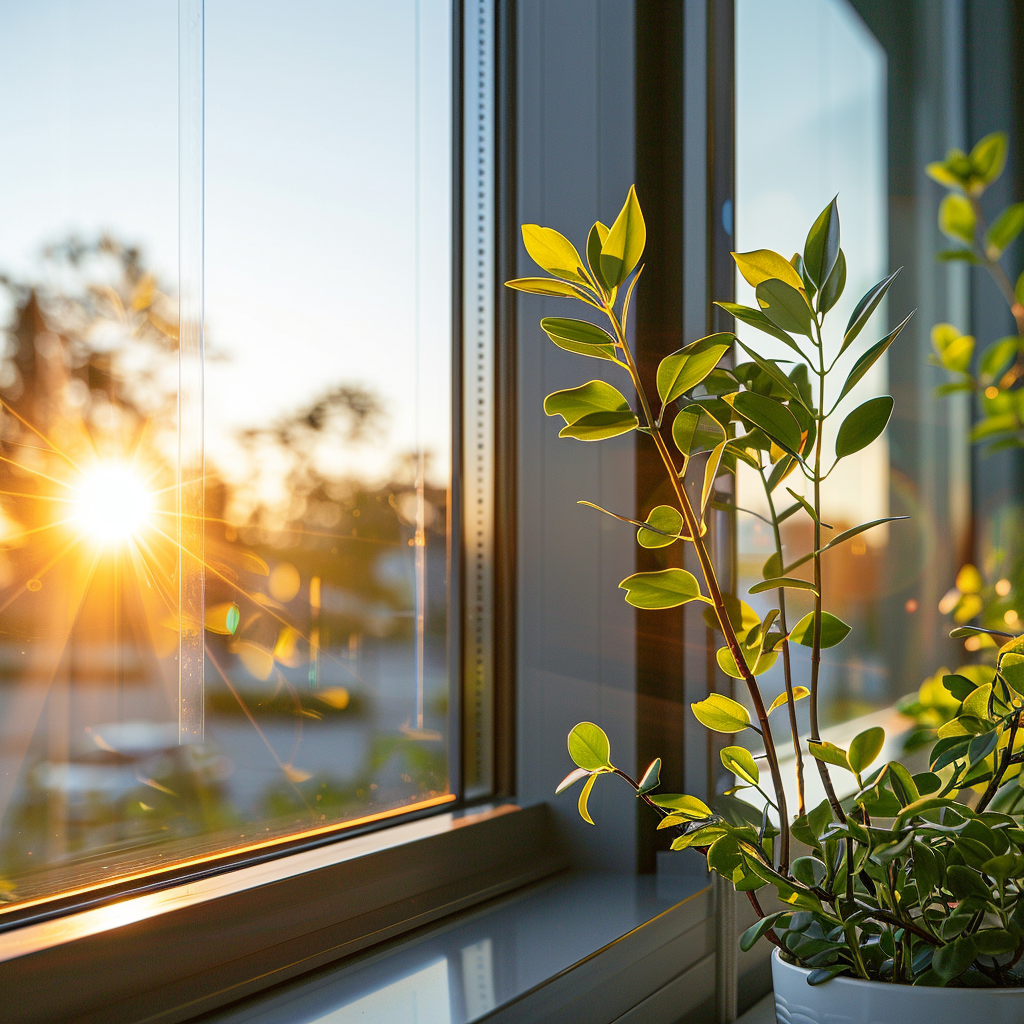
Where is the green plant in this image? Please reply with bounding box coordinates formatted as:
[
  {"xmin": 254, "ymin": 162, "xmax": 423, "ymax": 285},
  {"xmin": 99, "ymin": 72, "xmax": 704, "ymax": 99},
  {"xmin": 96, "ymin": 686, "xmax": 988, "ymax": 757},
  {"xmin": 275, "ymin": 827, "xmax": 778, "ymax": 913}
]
[
  {"xmin": 510, "ymin": 188, "xmax": 1024, "ymax": 986},
  {"xmin": 899, "ymin": 132, "xmax": 1024, "ymax": 744}
]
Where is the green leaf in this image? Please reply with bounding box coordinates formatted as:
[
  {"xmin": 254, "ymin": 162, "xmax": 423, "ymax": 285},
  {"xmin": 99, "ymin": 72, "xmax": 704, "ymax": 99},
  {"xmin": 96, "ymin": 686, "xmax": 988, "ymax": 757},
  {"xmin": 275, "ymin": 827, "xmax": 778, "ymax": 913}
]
[
  {"xmin": 701, "ymin": 440, "xmax": 728, "ymax": 517},
  {"xmin": 728, "ymin": 391, "xmax": 802, "ymax": 454},
  {"xmin": 755, "ymin": 278, "xmax": 813, "ymax": 337},
  {"xmin": 739, "ymin": 912, "xmax": 786, "ymax": 952},
  {"xmin": 721, "ymin": 745, "xmax": 759, "ymax": 786},
  {"xmin": 578, "ymin": 772, "xmax": 598, "ymax": 824},
  {"xmin": 587, "ymin": 221, "xmax": 610, "ymax": 290},
  {"xmin": 818, "ymin": 247, "xmax": 846, "ymax": 314},
  {"xmin": 912, "ymin": 840, "xmax": 940, "ymax": 893},
  {"xmin": 939, "ymin": 193, "xmax": 976, "ymax": 245},
  {"xmin": 544, "ymin": 380, "xmax": 630, "ymax": 423},
  {"xmin": 835, "ymin": 396, "xmax": 894, "ymax": 459},
  {"xmin": 601, "ymin": 185, "xmax": 646, "ymax": 287},
  {"xmin": 691, "ymin": 693, "xmax": 752, "ymax": 733},
  {"xmin": 803, "ymin": 196, "xmax": 841, "ymax": 288},
  {"xmin": 836, "ymin": 311, "xmax": 915, "ymax": 403},
  {"xmin": 637, "ymin": 505, "xmax": 684, "ymax": 548},
  {"xmin": 932, "ymin": 935, "xmax": 977, "ymax": 980},
  {"xmin": 672, "ymin": 403, "xmax": 726, "ymax": 457},
  {"xmin": 555, "ymin": 766, "xmax": 590, "ymax": 794},
  {"xmin": 716, "ymin": 644, "xmax": 777, "ymax": 679},
  {"xmin": 567, "ymin": 722, "xmax": 613, "ymax": 771},
  {"xmin": 558, "ymin": 409, "xmax": 638, "ymax": 441},
  {"xmin": 807, "ymin": 740, "xmax": 850, "ymax": 771},
  {"xmin": 979, "ymin": 336, "xmax": 1019, "ymax": 382},
  {"xmin": 842, "ymin": 268, "xmax": 901, "ymax": 355},
  {"xmin": 541, "ymin": 316, "xmax": 616, "ymax": 354},
  {"xmin": 985, "ymin": 202, "xmax": 1024, "ymax": 254},
  {"xmin": 970, "ymin": 131, "xmax": 1007, "ymax": 186},
  {"xmin": 714, "ymin": 301, "xmax": 806, "ymax": 355},
  {"xmin": 619, "ymin": 568, "xmax": 704, "ymax": 609},
  {"xmin": 732, "ymin": 249, "xmax": 805, "ymax": 290},
  {"xmin": 748, "ymin": 577, "xmax": 817, "ymax": 596},
  {"xmin": 522, "ymin": 225, "xmax": 587, "ymax": 282},
  {"xmin": 790, "ymin": 611, "xmax": 851, "ymax": 649},
  {"xmin": 649, "ymin": 793, "xmax": 712, "ymax": 815},
  {"xmin": 936, "ymin": 248, "xmax": 979, "ymax": 263},
  {"xmin": 848, "ymin": 726, "xmax": 885, "ymax": 773},
  {"xmin": 931, "ymin": 323, "xmax": 975, "ymax": 374},
  {"xmin": 1016, "ymin": 269, "xmax": 1024, "ymax": 307},
  {"xmin": 767, "ymin": 687, "xmax": 809, "ymax": 714},
  {"xmin": 671, "ymin": 826, "xmax": 727, "ymax": 850},
  {"xmin": 791, "ymin": 855, "xmax": 827, "ymax": 888},
  {"xmin": 734, "ymin": 341, "xmax": 808, "ymax": 407},
  {"xmin": 974, "ymin": 928, "xmax": 1016, "ymax": 955},
  {"xmin": 638, "ymin": 757, "xmax": 661, "ymax": 795},
  {"xmin": 945, "ymin": 864, "xmax": 990, "ymax": 901},
  {"xmin": 656, "ymin": 334, "xmax": 732, "ymax": 404},
  {"xmin": 505, "ymin": 277, "xmax": 585, "ymax": 298}
]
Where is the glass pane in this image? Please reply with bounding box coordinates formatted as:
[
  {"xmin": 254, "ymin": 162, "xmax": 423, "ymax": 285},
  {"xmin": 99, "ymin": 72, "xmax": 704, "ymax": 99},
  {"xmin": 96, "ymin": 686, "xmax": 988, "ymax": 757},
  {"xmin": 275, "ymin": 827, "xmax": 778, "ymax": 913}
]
[
  {"xmin": 0, "ymin": 0, "xmax": 452, "ymax": 913},
  {"xmin": 735, "ymin": 0, "xmax": 889, "ymax": 728}
]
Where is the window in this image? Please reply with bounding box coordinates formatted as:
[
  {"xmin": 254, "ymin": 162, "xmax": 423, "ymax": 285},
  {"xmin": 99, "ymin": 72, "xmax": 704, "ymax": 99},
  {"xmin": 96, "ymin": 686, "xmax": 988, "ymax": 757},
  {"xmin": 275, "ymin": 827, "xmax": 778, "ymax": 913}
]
[
  {"xmin": 0, "ymin": 0, "xmax": 459, "ymax": 915},
  {"xmin": 735, "ymin": 0, "xmax": 891, "ymax": 729}
]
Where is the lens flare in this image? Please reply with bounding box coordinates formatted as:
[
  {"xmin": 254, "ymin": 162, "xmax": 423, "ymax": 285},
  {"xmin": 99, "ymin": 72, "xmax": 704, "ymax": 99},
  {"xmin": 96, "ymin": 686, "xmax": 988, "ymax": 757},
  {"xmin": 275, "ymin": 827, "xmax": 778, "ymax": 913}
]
[{"xmin": 72, "ymin": 463, "xmax": 153, "ymax": 544}]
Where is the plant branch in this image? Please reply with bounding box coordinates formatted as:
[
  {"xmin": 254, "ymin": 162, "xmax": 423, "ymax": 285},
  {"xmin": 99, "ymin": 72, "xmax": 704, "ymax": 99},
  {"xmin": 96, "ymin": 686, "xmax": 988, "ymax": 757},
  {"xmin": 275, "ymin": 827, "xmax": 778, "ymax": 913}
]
[{"xmin": 604, "ymin": 290, "xmax": 792, "ymax": 871}]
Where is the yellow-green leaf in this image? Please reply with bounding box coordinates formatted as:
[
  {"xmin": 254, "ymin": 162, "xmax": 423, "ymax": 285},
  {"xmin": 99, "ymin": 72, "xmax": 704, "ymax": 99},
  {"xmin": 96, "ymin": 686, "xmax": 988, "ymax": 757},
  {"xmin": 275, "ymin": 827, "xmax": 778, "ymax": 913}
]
[
  {"xmin": 767, "ymin": 687, "xmax": 810, "ymax": 714},
  {"xmin": 732, "ymin": 249, "xmax": 805, "ymax": 291},
  {"xmin": 522, "ymin": 224, "xmax": 587, "ymax": 282},
  {"xmin": 601, "ymin": 185, "xmax": 646, "ymax": 286},
  {"xmin": 748, "ymin": 577, "xmax": 817, "ymax": 596},
  {"xmin": 544, "ymin": 379, "xmax": 629, "ymax": 424},
  {"xmin": 637, "ymin": 505, "xmax": 684, "ymax": 548},
  {"xmin": 670, "ymin": 826, "xmax": 727, "ymax": 850},
  {"xmin": 970, "ymin": 131, "xmax": 1008, "ymax": 187},
  {"xmin": 931, "ymin": 323, "xmax": 975, "ymax": 373},
  {"xmin": 691, "ymin": 693, "xmax": 752, "ymax": 732},
  {"xmin": 807, "ymin": 740, "xmax": 851, "ymax": 771},
  {"xmin": 656, "ymin": 334, "xmax": 732, "ymax": 404},
  {"xmin": 790, "ymin": 611, "xmax": 851, "ymax": 649},
  {"xmin": 578, "ymin": 772, "xmax": 597, "ymax": 824},
  {"xmin": 568, "ymin": 721, "xmax": 613, "ymax": 771},
  {"xmin": 620, "ymin": 568, "xmax": 704, "ymax": 609},
  {"xmin": 558, "ymin": 410, "xmax": 638, "ymax": 441},
  {"xmin": 672, "ymin": 403, "xmax": 726, "ymax": 457},
  {"xmin": 721, "ymin": 745, "xmax": 759, "ymax": 786},
  {"xmin": 650, "ymin": 793, "xmax": 712, "ymax": 816},
  {"xmin": 962, "ymin": 682, "xmax": 993, "ymax": 721},
  {"xmin": 505, "ymin": 277, "xmax": 583, "ymax": 298},
  {"xmin": 702, "ymin": 440, "xmax": 728, "ymax": 517},
  {"xmin": 717, "ymin": 644, "xmax": 778, "ymax": 679},
  {"xmin": 847, "ymin": 726, "xmax": 885, "ymax": 773},
  {"xmin": 939, "ymin": 193, "xmax": 975, "ymax": 246}
]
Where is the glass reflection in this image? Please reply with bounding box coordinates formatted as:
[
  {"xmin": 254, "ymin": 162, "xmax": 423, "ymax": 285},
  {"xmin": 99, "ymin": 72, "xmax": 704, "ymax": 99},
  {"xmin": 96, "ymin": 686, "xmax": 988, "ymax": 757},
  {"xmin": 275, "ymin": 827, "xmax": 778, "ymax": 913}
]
[
  {"xmin": 0, "ymin": 0, "xmax": 452, "ymax": 910},
  {"xmin": 735, "ymin": 0, "xmax": 890, "ymax": 729}
]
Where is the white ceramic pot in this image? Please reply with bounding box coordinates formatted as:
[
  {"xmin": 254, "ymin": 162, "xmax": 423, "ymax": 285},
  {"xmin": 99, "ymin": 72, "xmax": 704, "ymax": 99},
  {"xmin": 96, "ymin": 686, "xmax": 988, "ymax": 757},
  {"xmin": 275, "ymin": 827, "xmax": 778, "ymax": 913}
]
[{"xmin": 771, "ymin": 948, "xmax": 1024, "ymax": 1023}]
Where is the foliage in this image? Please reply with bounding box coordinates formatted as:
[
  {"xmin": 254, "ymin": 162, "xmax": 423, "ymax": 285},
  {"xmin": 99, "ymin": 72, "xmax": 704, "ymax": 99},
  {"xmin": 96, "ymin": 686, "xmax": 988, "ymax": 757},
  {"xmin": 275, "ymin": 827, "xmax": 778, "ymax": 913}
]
[
  {"xmin": 513, "ymin": 188, "xmax": 1024, "ymax": 986},
  {"xmin": 928, "ymin": 132, "xmax": 1024, "ymax": 453}
]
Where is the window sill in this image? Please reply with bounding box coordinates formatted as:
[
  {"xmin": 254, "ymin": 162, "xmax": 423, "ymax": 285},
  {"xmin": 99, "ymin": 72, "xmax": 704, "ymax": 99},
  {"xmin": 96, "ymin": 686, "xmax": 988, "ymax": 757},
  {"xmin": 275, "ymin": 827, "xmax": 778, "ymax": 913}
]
[
  {"xmin": 0, "ymin": 802, "xmax": 565, "ymax": 1024},
  {"xmin": 204, "ymin": 868, "xmax": 715, "ymax": 1024}
]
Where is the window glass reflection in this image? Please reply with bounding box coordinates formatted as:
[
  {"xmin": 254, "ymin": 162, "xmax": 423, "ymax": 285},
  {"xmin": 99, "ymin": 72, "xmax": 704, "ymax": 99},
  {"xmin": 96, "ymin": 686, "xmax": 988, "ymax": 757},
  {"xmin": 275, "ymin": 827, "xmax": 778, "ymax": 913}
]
[
  {"xmin": 0, "ymin": 0, "xmax": 452, "ymax": 911},
  {"xmin": 735, "ymin": 0, "xmax": 890, "ymax": 729}
]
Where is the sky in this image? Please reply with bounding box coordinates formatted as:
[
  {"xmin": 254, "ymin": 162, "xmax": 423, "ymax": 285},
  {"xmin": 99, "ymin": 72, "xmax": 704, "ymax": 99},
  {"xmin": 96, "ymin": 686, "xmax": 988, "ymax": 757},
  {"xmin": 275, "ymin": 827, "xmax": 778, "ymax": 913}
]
[
  {"xmin": 735, "ymin": 0, "xmax": 889, "ymax": 538},
  {"xmin": 0, "ymin": 0, "xmax": 453, "ymax": 497}
]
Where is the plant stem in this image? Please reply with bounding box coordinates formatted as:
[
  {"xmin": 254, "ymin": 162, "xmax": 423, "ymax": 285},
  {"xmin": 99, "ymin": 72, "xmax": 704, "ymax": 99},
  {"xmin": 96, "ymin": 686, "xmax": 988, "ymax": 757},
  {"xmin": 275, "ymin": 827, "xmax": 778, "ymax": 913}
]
[
  {"xmin": 809, "ymin": 317, "xmax": 845, "ymax": 822},
  {"xmin": 762, "ymin": 472, "xmax": 806, "ymax": 817},
  {"xmin": 605, "ymin": 298, "xmax": 792, "ymax": 871},
  {"xmin": 977, "ymin": 706, "xmax": 1022, "ymax": 812}
]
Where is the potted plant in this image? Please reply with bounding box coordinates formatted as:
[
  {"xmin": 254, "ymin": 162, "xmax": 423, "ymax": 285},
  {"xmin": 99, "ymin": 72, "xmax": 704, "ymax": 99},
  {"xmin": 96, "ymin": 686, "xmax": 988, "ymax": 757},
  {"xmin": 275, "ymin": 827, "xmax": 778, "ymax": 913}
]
[{"xmin": 507, "ymin": 184, "xmax": 1024, "ymax": 1020}]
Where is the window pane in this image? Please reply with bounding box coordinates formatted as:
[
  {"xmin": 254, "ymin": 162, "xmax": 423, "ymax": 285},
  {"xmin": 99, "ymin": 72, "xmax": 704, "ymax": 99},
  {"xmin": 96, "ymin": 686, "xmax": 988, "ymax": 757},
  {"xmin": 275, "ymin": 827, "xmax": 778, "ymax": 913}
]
[
  {"xmin": 735, "ymin": 0, "xmax": 890, "ymax": 730},
  {"xmin": 0, "ymin": 0, "xmax": 452, "ymax": 912}
]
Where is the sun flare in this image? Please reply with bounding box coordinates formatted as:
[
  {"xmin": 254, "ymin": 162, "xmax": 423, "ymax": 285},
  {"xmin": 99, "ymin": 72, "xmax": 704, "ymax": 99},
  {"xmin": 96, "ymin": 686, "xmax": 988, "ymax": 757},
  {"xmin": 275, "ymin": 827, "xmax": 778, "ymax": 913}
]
[{"xmin": 72, "ymin": 463, "xmax": 154, "ymax": 545}]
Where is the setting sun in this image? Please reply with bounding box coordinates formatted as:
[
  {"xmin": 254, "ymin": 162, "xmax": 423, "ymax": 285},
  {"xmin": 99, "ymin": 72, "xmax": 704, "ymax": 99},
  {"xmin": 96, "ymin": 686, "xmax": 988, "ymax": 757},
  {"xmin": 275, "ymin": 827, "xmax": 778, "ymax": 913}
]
[{"xmin": 72, "ymin": 463, "xmax": 154, "ymax": 545}]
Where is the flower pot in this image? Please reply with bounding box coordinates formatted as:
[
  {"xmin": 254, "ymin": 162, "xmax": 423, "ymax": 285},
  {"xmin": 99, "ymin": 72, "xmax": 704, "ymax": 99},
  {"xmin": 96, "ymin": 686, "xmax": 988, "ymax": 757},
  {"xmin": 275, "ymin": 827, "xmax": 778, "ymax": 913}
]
[{"xmin": 771, "ymin": 948, "xmax": 1024, "ymax": 1023}]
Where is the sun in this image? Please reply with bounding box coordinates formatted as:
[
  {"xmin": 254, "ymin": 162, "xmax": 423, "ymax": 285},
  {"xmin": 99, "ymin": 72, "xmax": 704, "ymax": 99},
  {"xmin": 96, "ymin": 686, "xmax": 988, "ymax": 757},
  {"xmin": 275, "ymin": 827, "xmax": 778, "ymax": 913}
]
[{"xmin": 72, "ymin": 463, "xmax": 154, "ymax": 545}]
